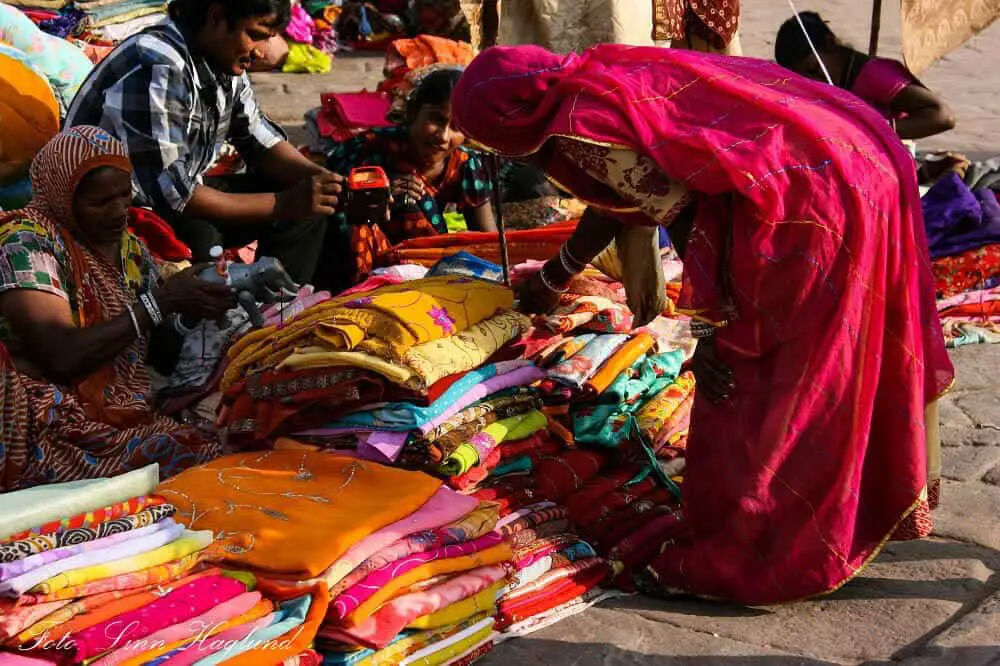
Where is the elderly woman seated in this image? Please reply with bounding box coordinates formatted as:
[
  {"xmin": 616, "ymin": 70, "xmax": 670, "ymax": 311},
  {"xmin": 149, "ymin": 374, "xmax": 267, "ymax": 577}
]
[{"xmin": 0, "ymin": 127, "xmax": 235, "ymax": 490}]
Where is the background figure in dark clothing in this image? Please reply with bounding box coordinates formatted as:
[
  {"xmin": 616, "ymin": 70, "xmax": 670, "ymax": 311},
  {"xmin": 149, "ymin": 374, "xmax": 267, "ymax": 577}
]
[{"xmin": 64, "ymin": 0, "xmax": 343, "ymax": 284}]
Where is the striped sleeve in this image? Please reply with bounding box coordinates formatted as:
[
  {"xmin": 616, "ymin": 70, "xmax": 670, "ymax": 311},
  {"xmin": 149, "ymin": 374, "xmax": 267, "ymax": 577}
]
[
  {"xmin": 101, "ymin": 52, "xmax": 200, "ymax": 214},
  {"xmin": 228, "ymin": 74, "xmax": 285, "ymax": 160}
]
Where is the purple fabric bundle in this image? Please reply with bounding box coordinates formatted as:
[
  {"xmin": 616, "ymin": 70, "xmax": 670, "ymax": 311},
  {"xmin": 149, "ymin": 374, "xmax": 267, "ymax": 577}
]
[
  {"xmin": 922, "ymin": 171, "xmax": 1000, "ymax": 259},
  {"xmin": 38, "ymin": 8, "xmax": 85, "ymax": 39}
]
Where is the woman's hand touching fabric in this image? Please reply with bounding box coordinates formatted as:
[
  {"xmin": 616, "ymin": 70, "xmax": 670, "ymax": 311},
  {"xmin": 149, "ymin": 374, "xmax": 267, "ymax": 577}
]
[
  {"xmin": 617, "ymin": 225, "xmax": 666, "ymax": 326},
  {"xmin": 153, "ymin": 264, "xmax": 236, "ymax": 322},
  {"xmin": 515, "ymin": 260, "xmax": 567, "ymax": 315}
]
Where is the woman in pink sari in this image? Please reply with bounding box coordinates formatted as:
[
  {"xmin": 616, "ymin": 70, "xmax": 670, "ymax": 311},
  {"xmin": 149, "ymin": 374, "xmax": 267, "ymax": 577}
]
[
  {"xmin": 451, "ymin": 44, "xmax": 954, "ymax": 604},
  {"xmin": 775, "ymin": 12, "xmax": 955, "ymax": 141}
]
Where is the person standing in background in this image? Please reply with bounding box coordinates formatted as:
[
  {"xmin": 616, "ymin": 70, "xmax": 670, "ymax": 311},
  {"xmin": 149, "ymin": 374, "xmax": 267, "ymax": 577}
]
[{"xmin": 477, "ymin": 0, "xmax": 740, "ymax": 54}]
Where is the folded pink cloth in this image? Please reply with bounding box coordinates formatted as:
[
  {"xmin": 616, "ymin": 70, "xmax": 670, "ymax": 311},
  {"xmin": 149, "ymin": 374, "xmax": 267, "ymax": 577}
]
[
  {"xmin": 72, "ymin": 574, "xmax": 249, "ymax": 660},
  {"xmin": 159, "ymin": 613, "xmax": 276, "ymax": 666},
  {"xmin": 319, "ymin": 564, "xmax": 509, "ymax": 649},
  {"xmin": 90, "ymin": 591, "xmax": 263, "ymax": 666},
  {"xmin": 317, "ymin": 487, "xmax": 476, "ymax": 588},
  {"xmin": 328, "ymin": 532, "xmax": 505, "ymax": 621}
]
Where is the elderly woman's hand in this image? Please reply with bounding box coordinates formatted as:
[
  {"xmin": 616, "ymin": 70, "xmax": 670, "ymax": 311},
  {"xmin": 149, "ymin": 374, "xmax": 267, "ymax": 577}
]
[{"xmin": 153, "ymin": 264, "xmax": 236, "ymax": 322}]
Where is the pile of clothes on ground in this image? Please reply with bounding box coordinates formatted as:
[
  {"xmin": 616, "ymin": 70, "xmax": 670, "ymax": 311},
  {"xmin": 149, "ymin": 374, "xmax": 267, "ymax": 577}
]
[
  {"xmin": 157, "ymin": 449, "xmax": 513, "ymax": 665},
  {"xmin": 922, "ymin": 156, "xmax": 1000, "ymax": 346},
  {"xmin": 302, "ymin": 35, "xmax": 472, "ymax": 152},
  {"xmin": 0, "ymin": 208, "xmax": 703, "ymax": 664},
  {"xmin": 4, "ymin": 0, "xmax": 166, "ymax": 55},
  {"xmin": 208, "ymin": 227, "xmax": 702, "ymax": 636},
  {"xmin": 253, "ymin": 0, "xmax": 479, "ymax": 75},
  {"xmin": 0, "ymin": 464, "xmax": 320, "ymax": 665}
]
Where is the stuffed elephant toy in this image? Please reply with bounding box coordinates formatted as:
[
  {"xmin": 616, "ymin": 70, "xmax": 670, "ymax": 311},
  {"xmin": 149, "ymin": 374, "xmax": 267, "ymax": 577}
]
[{"xmin": 197, "ymin": 257, "xmax": 299, "ymax": 328}]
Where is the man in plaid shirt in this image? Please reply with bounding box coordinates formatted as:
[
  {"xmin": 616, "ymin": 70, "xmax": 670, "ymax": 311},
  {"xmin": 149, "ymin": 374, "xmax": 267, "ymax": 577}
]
[{"xmin": 66, "ymin": 0, "xmax": 342, "ymax": 284}]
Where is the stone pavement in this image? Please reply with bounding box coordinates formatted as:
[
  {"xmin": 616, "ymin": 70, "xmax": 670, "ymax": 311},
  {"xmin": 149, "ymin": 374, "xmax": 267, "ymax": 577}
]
[{"xmin": 251, "ymin": 4, "xmax": 1000, "ymax": 661}]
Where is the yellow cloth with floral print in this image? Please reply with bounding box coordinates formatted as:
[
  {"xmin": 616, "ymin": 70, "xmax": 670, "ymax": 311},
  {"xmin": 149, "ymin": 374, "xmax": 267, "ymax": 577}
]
[
  {"xmin": 636, "ymin": 371, "xmax": 696, "ymax": 437},
  {"xmin": 401, "ymin": 310, "xmax": 531, "ymax": 388},
  {"xmin": 156, "ymin": 451, "xmax": 443, "ymax": 579},
  {"xmin": 223, "ymin": 278, "xmax": 513, "ymax": 389}
]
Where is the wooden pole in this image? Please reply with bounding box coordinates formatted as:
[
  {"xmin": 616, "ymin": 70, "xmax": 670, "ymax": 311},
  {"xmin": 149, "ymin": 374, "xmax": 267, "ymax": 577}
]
[
  {"xmin": 489, "ymin": 154, "xmax": 511, "ymax": 286},
  {"xmin": 868, "ymin": 0, "xmax": 883, "ymax": 56}
]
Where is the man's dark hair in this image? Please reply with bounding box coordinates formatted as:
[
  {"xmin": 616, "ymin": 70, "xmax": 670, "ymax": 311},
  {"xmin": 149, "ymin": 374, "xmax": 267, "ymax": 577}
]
[{"xmin": 168, "ymin": 0, "xmax": 292, "ymax": 32}]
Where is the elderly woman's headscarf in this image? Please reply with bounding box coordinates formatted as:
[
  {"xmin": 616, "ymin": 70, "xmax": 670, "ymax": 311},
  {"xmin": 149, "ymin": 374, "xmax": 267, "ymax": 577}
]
[{"xmin": 26, "ymin": 125, "xmax": 131, "ymax": 228}]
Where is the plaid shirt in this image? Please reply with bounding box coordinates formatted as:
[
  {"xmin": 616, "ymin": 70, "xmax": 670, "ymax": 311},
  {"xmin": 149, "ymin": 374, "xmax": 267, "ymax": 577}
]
[{"xmin": 65, "ymin": 20, "xmax": 284, "ymax": 214}]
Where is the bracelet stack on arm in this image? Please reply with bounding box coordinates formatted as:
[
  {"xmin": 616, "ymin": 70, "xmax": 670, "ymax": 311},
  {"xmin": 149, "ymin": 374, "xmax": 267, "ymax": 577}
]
[
  {"xmin": 689, "ymin": 318, "xmax": 729, "ymax": 339},
  {"xmin": 124, "ymin": 305, "xmax": 143, "ymax": 338}
]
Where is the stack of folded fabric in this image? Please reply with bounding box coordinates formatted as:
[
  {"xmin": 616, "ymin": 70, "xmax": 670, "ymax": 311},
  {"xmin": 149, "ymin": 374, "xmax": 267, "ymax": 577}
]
[
  {"xmin": 158, "ymin": 450, "xmax": 515, "ymax": 665},
  {"xmin": 936, "ymin": 285, "xmax": 1000, "ymax": 347},
  {"xmin": 218, "ymin": 273, "xmax": 534, "ymax": 454},
  {"xmin": 12, "ymin": 4, "xmax": 86, "ymax": 38},
  {"xmin": 487, "ymin": 485, "xmax": 615, "ymax": 638},
  {"xmin": 0, "ymin": 465, "xmax": 268, "ymax": 665},
  {"xmin": 453, "ymin": 249, "xmax": 702, "ymax": 597},
  {"xmin": 922, "ymin": 169, "xmax": 1000, "ymax": 347},
  {"xmin": 75, "ymin": 0, "xmax": 167, "ymax": 44},
  {"xmin": 304, "ymin": 91, "xmax": 393, "ymax": 155}
]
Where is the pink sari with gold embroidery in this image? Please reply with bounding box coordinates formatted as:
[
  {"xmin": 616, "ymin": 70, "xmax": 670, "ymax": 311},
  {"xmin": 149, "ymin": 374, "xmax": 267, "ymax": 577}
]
[{"xmin": 452, "ymin": 45, "xmax": 954, "ymax": 604}]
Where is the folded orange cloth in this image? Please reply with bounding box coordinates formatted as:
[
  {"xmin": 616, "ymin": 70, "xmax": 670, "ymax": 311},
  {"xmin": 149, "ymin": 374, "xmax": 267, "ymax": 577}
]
[{"xmin": 157, "ymin": 452, "xmax": 441, "ymax": 578}]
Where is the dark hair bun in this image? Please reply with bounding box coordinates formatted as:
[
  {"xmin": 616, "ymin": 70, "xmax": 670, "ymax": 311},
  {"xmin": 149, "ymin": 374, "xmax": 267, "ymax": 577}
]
[{"xmin": 774, "ymin": 11, "xmax": 835, "ymax": 68}]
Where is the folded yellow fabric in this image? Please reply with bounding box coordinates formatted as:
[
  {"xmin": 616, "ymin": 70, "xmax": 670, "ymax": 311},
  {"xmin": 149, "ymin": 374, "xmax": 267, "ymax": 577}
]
[
  {"xmin": 313, "ymin": 278, "xmax": 514, "ymax": 360},
  {"xmin": 277, "ymin": 347, "xmax": 416, "ymax": 385},
  {"xmin": 223, "ymin": 278, "xmax": 513, "ymax": 388},
  {"xmin": 406, "ymin": 620, "xmax": 495, "ymax": 666},
  {"xmin": 402, "ymin": 311, "xmax": 531, "ymax": 388},
  {"xmin": 31, "ymin": 531, "xmax": 213, "ymax": 594},
  {"xmin": 407, "ymin": 582, "xmax": 503, "ymax": 630}
]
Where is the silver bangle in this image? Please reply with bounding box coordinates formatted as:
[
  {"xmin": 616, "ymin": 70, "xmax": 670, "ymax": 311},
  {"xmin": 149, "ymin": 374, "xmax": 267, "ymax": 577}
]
[
  {"xmin": 139, "ymin": 292, "xmax": 163, "ymax": 327},
  {"xmin": 558, "ymin": 244, "xmax": 585, "ymax": 277},
  {"xmin": 690, "ymin": 321, "xmax": 717, "ymax": 339},
  {"xmin": 538, "ymin": 266, "xmax": 568, "ymax": 294},
  {"xmin": 560, "ymin": 244, "xmax": 586, "ymax": 272},
  {"xmin": 125, "ymin": 305, "xmax": 143, "ymax": 338}
]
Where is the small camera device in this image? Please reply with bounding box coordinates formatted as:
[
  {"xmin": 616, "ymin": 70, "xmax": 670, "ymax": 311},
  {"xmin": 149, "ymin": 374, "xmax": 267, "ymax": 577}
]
[{"xmin": 345, "ymin": 166, "xmax": 391, "ymax": 226}]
